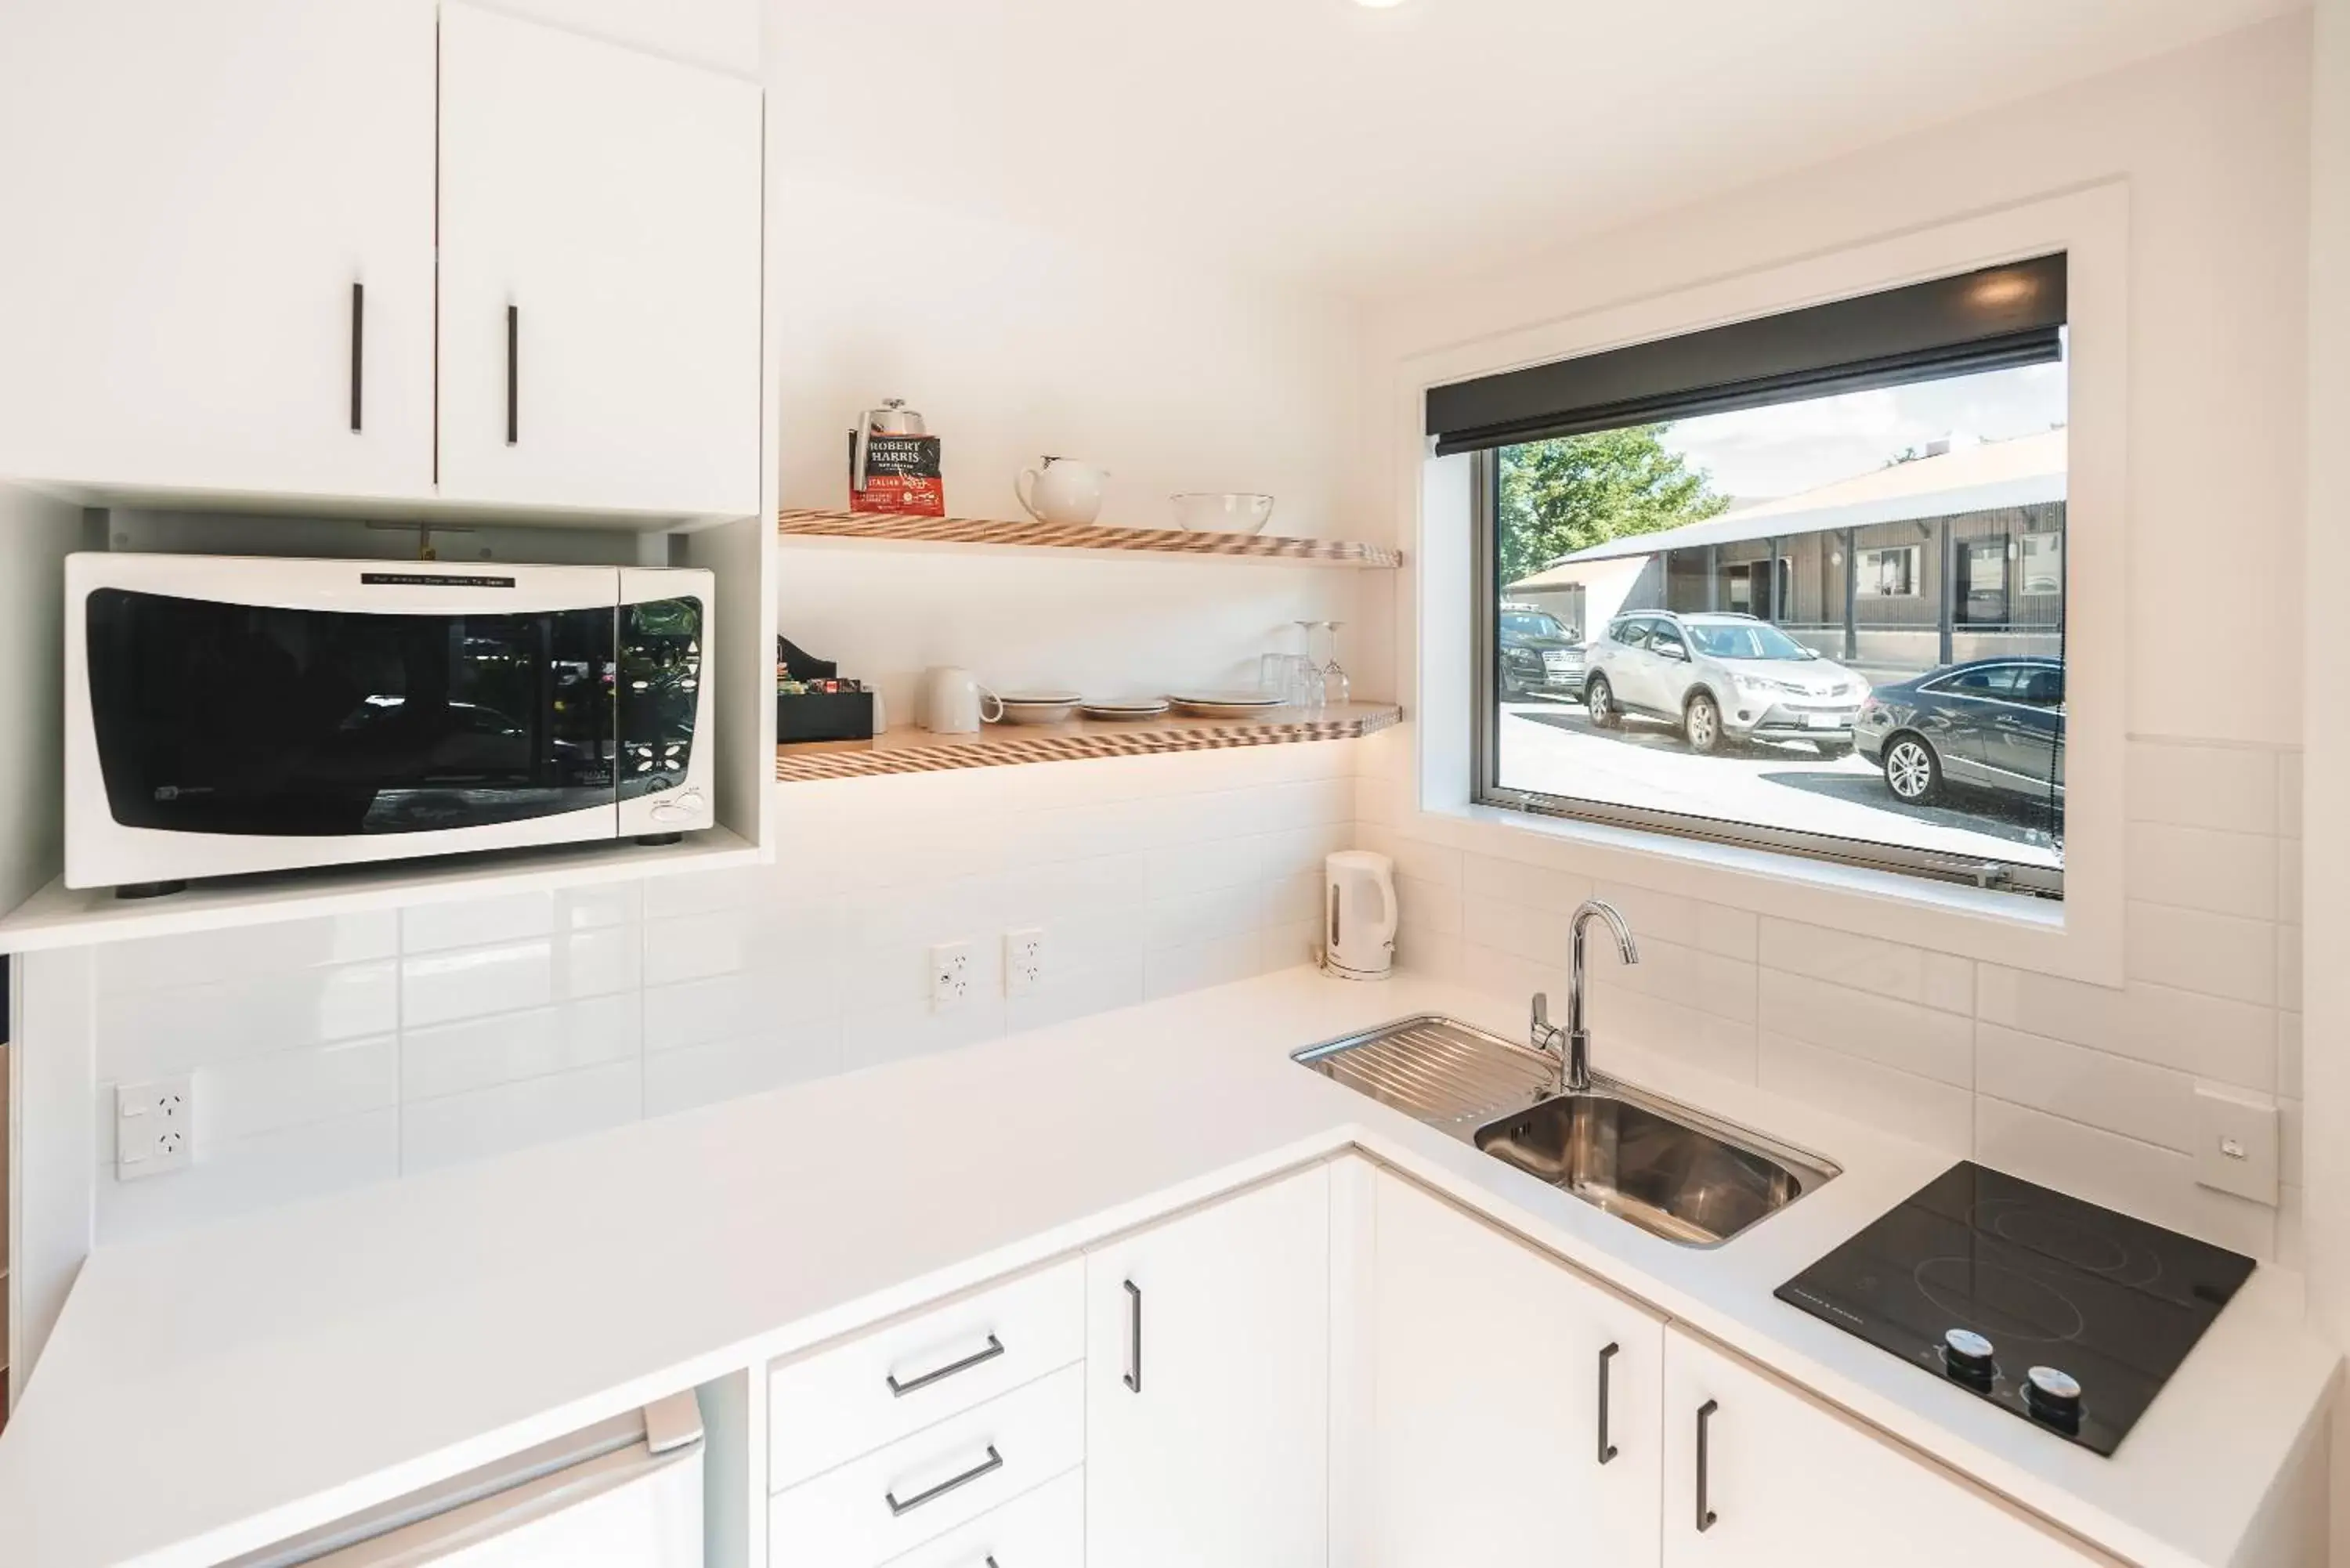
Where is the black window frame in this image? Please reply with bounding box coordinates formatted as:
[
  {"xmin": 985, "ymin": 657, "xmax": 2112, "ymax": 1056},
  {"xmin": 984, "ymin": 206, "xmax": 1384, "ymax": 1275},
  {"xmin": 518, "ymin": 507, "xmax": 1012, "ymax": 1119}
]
[{"xmin": 1464, "ymin": 263, "xmax": 2068, "ymax": 900}]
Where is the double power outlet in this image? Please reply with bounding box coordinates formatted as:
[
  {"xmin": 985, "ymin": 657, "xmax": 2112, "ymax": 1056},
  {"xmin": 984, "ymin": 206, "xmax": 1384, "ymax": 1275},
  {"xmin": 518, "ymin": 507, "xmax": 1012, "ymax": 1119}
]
[
  {"xmin": 116, "ymin": 1075, "xmax": 195, "ymax": 1180},
  {"xmin": 930, "ymin": 929, "xmax": 1047, "ymax": 1009}
]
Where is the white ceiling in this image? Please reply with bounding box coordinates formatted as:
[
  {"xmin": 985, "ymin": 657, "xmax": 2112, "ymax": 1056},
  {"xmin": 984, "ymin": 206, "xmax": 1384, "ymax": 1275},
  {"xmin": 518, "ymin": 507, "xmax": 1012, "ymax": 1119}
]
[{"xmin": 772, "ymin": 0, "xmax": 2301, "ymax": 300}]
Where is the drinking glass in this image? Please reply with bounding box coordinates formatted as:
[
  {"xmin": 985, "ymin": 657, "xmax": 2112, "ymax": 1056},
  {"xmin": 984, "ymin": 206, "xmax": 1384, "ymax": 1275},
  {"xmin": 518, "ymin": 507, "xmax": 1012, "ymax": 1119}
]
[
  {"xmin": 1293, "ymin": 620, "xmax": 1327, "ymax": 711},
  {"xmin": 1319, "ymin": 621, "xmax": 1350, "ymax": 708}
]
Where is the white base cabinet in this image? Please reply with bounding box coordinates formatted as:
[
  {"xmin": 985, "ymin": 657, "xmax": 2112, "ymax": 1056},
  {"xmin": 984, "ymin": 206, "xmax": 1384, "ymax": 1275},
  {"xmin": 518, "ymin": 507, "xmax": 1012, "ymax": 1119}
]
[
  {"xmin": 1661, "ymin": 1324, "xmax": 2107, "ymax": 1568},
  {"xmin": 1084, "ymin": 1165, "xmax": 1332, "ymax": 1568},
  {"xmin": 1367, "ymin": 1168, "xmax": 1665, "ymax": 1568}
]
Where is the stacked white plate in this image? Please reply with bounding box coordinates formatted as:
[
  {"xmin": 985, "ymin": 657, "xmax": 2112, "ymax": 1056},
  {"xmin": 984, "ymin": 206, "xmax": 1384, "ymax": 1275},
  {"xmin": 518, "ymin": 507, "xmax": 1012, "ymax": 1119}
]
[
  {"xmin": 994, "ymin": 691, "xmax": 1084, "ymax": 725},
  {"xmin": 1168, "ymin": 692, "xmax": 1286, "ymax": 719},
  {"xmin": 1078, "ymin": 697, "xmax": 1172, "ymax": 721}
]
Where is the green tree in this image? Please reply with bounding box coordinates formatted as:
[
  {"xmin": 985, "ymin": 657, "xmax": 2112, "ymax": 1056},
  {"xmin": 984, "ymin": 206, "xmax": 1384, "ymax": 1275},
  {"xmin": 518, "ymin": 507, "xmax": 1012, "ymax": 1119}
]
[{"xmin": 1496, "ymin": 425, "xmax": 1730, "ymax": 587}]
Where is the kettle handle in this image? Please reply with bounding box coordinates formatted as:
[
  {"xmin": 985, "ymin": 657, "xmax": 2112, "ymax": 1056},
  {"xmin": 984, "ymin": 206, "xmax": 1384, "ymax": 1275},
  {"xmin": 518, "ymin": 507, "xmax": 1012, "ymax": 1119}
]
[
  {"xmin": 1372, "ymin": 869, "xmax": 1399, "ymax": 948},
  {"xmin": 852, "ymin": 407, "xmax": 877, "ymax": 494},
  {"xmin": 1014, "ymin": 468, "xmax": 1044, "ymax": 522}
]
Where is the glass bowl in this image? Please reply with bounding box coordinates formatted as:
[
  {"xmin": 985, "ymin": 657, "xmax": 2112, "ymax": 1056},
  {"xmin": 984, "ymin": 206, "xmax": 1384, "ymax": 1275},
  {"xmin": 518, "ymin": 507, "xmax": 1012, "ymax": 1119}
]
[{"xmin": 1170, "ymin": 492, "xmax": 1275, "ymax": 536}]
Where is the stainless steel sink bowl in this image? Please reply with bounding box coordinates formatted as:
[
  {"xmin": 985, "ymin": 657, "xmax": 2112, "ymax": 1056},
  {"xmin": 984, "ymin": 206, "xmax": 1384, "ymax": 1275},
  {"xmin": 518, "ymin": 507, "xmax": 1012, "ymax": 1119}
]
[
  {"xmin": 1296, "ymin": 1013, "xmax": 1837, "ymax": 1246},
  {"xmin": 1473, "ymin": 1082, "xmax": 1837, "ymax": 1246}
]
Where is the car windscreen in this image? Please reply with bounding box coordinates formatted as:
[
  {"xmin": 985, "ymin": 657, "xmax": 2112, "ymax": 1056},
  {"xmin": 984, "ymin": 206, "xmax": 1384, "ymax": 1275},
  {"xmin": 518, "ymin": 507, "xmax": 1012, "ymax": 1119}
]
[
  {"xmin": 1500, "ymin": 613, "xmax": 1564, "ymax": 638},
  {"xmin": 1686, "ymin": 623, "xmax": 1814, "ymax": 661}
]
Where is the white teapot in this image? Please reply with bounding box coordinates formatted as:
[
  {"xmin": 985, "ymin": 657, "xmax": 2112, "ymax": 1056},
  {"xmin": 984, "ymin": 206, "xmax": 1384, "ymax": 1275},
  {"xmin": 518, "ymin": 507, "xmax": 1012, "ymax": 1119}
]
[{"xmin": 1015, "ymin": 457, "xmax": 1110, "ymax": 526}]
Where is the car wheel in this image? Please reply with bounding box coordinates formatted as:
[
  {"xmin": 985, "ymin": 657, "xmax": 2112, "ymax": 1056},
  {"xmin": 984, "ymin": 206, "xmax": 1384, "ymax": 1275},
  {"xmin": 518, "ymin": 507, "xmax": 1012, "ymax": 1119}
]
[
  {"xmin": 1586, "ymin": 675, "xmax": 1620, "ymax": 729},
  {"xmin": 1683, "ymin": 691, "xmax": 1723, "ymax": 754},
  {"xmin": 1816, "ymin": 739, "xmax": 1853, "ymax": 761},
  {"xmin": 1883, "ymin": 733, "xmax": 1943, "ymax": 804}
]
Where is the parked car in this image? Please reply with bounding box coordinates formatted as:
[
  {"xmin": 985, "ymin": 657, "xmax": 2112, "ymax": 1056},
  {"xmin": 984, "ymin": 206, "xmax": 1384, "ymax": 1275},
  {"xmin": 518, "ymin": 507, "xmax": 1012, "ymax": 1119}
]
[
  {"xmin": 1582, "ymin": 611, "xmax": 1867, "ymax": 756},
  {"xmin": 1855, "ymin": 656, "xmax": 2065, "ymax": 808},
  {"xmin": 1497, "ymin": 604, "xmax": 1585, "ymax": 699}
]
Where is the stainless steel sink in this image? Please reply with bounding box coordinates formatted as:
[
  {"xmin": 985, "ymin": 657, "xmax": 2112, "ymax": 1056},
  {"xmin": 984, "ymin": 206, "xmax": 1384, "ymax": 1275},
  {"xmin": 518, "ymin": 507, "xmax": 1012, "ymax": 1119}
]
[{"xmin": 1296, "ymin": 1013, "xmax": 1836, "ymax": 1246}]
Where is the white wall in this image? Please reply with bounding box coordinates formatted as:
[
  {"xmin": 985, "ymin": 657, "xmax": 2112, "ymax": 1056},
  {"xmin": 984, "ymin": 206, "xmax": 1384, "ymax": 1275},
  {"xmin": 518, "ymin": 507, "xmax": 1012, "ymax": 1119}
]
[
  {"xmin": 1361, "ymin": 19, "xmax": 2311, "ymax": 1262},
  {"xmin": 768, "ymin": 174, "xmax": 1379, "ymax": 715},
  {"xmin": 2296, "ymin": 0, "xmax": 2350, "ymax": 1557}
]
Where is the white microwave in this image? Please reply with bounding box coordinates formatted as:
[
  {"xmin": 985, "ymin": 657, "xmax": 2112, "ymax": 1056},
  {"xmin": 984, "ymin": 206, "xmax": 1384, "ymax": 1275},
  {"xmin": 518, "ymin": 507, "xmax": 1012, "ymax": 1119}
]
[{"xmin": 65, "ymin": 554, "xmax": 715, "ymax": 894}]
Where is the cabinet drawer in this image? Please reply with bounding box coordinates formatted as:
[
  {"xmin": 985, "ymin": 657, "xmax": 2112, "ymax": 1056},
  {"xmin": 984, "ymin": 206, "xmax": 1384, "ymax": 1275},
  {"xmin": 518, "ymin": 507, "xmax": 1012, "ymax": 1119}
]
[
  {"xmin": 768, "ymin": 1363, "xmax": 1084, "ymax": 1568},
  {"xmin": 870, "ymin": 1467, "xmax": 1083, "ymax": 1568},
  {"xmin": 769, "ymin": 1257, "xmax": 1083, "ymax": 1493}
]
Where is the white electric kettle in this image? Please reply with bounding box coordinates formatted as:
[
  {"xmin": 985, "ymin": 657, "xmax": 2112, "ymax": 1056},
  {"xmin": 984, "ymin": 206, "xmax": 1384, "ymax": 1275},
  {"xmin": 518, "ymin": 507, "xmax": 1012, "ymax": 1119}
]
[
  {"xmin": 1322, "ymin": 851, "xmax": 1397, "ymax": 981},
  {"xmin": 1015, "ymin": 457, "xmax": 1110, "ymax": 526}
]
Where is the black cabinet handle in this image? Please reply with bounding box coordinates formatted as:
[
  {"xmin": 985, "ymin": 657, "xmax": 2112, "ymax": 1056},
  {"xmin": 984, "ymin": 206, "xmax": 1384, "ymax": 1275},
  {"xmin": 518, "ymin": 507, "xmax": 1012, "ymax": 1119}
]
[
  {"xmin": 1596, "ymin": 1342, "xmax": 1620, "ymax": 1465},
  {"xmin": 886, "ymin": 1334, "xmax": 1004, "ymax": 1398},
  {"xmin": 1695, "ymin": 1399, "xmax": 1719, "ymax": 1533},
  {"xmin": 349, "ymin": 282, "xmax": 364, "ymax": 432},
  {"xmin": 883, "ymin": 1444, "xmax": 1001, "ymax": 1517},
  {"xmin": 504, "ymin": 304, "xmax": 519, "ymax": 445},
  {"xmin": 1122, "ymin": 1279, "xmax": 1143, "ymax": 1393}
]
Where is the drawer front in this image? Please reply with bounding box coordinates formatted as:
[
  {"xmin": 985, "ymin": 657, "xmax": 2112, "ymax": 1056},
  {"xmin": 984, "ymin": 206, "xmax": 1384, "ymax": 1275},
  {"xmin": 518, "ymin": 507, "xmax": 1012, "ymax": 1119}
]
[
  {"xmin": 871, "ymin": 1467, "xmax": 1083, "ymax": 1568},
  {"xmin": 768, "ymin": 1364, "xmax": 1084, "ymax": 1568},
  {"xmin": 769, "ymin": 1257, "xmax": 1084, "ymax": 1493}
]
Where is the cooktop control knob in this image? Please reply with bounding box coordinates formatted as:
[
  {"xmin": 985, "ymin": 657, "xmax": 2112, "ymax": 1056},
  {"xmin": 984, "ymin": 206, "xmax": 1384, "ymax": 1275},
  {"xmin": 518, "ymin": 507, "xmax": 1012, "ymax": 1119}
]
[
  {"xmin": 1941, "ymin": 1328, "xmax": 1996, "ymax": 1383},
  {"xmin": 2024, "ymin": 1365, "xmax": 2084, "ymax": 1425}
]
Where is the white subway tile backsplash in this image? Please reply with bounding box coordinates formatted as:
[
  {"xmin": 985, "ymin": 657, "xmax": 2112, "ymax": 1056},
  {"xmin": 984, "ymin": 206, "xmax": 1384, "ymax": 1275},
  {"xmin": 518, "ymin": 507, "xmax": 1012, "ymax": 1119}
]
[
  {"xmin": 2124, "ymin": 822, "xmax": 2277, "ymax": 921},
  {"xmin": 1973, "ymin": 1024, "xmax": 2196, "ymax": 1154},
  {"xmin": 2279, "ymin": 1011, "xmax": 2303, "ymax": 1100},
  {"xmin": 401, "ymin": 940, "xmax": 553, "ymax": 1028},
  {"xmin": 1759, "ymin": 1033, "xmax": 1972, "ymax": 1155},
  {"xmin": 96, "ymin": 912, "xmax": 397, "ymax": 993},
  {"xmin": 1759, "ymin": 919, "xmax": 1971, "ymax": 1015},
  {"xmin": 1973, "ymin": 1097, "xmax": 2273, "ymax": 1259},
  {"xmin": 1144, "ymin": 932, "xmax": 1261, "ymax": 1000},
  {"xmin": 400, "ymin": 891, "xmax": 556, "ymax": 955},
  {"xmin": 1758, "ymin": 970, "xmax": 1973, "ymax": 1087},
  {"xmin": 2278, "ymin": 755, "xmax": 2303, "ymax": 840},
  {"xmin": 1462, "ymin": 853, "xmax": 1593, "ymax": 915},
  {"xmin": 2128, "ymin": 740, "xmax": 2276, "ymax": 834},
  {"xmin": 195, "ymin": 1035, "xmax": 400, "ymax": 1147},
  {"xmin": 1392, "ymin": 873, "xmax": 1461, "ymax": 938},
  {"xmin": 1974, "ymin": 966, "xmax": 2276, "ymax": 1090},
  {"xmin": 403, "ymin": 998, "xmax": 642, "ymax": 1101},
  {"xmin": 1149, "ymin": 883, "xmax": 1264, "ymax": 952},
  {"xmin": 2124, "ymin": 901, "xmax": 2276, "ymax": 1006},
  {"xmin": 402, "ymin": 1060, "xmax": 643, "ymax": 1174},
  {"xmin": 1593, "ymin": 983, "xmax": 1759, "ymax": 1084},
  {"xmin": 1460, "ymin": 894, "xmax": 1567, "ymax": 969},
  {"xmin": 97, "ymin": 961, "xmax": 400, "ymax": 1081}
]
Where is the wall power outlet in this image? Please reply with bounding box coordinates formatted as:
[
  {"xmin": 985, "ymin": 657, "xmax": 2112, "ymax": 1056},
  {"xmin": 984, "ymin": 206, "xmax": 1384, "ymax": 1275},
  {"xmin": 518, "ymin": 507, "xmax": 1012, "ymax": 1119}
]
[
  {"xmin": 1005, "ymin": 928, "xmax": 1047, "ymax": 996},
  {"xmin": 117, "ymin": 1075, "xmax": 194, "ymax": 1180},
  {"xmin": 930, "ymin": 941, "xmax": 974, "ymax": 1010}
]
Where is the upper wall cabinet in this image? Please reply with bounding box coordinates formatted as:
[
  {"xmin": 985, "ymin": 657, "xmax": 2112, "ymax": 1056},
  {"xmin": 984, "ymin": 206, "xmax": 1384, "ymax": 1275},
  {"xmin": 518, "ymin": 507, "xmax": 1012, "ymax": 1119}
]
[
  {"xmin": 0, "ymin": 0, "xmax": 439, "ymax": 504},
  {"xmin": 0, "ymin": 1, "xmax": 761, "ymax": 522},
  {"xmin": 438, "ymin": 4, "xmax": 763, "ymax": 518}
]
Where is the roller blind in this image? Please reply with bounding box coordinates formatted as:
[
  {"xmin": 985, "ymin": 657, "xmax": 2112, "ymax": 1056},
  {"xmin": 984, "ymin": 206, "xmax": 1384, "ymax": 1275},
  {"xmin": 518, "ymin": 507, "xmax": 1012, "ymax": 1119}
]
[{"xmin": 1426, "ymin": 255, "xmax": 2066, "ymax": 457}]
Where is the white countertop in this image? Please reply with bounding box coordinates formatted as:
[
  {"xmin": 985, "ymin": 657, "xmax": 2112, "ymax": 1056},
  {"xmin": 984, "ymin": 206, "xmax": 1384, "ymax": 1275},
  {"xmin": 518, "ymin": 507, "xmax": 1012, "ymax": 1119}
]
[{"xmin": 0, "ymin": 968, "xmax": 2335, "ymax": 1568}]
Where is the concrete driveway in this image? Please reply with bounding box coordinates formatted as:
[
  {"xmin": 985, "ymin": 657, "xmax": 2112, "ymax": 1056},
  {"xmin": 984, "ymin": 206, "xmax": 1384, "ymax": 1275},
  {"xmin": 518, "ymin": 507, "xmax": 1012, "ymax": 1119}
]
[{"xmin": 1495, "ymin": 698, "xmax": 2063, "ymax": 871}]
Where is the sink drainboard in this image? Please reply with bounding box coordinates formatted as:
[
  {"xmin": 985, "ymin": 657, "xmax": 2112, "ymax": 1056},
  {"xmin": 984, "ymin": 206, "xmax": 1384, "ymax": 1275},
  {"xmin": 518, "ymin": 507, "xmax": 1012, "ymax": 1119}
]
[{"xmin": 1292, "ymin": 1014, "xmax": 1557, "ymax": 1133}]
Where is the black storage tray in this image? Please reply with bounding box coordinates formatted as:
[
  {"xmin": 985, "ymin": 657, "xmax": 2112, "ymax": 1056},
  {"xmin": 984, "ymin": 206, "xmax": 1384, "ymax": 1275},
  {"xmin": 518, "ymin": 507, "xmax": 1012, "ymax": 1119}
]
[{"xmin": 777, "ymin": 690, "xmax": 874, "ymax": 743}]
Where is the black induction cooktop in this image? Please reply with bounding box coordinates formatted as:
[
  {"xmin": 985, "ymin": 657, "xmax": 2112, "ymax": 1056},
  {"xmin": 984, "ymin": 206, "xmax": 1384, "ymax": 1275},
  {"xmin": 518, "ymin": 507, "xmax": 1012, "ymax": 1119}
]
[{"xmin": 1774, "ymin": 1162, "xmax": 2254, "ymax": 1454}]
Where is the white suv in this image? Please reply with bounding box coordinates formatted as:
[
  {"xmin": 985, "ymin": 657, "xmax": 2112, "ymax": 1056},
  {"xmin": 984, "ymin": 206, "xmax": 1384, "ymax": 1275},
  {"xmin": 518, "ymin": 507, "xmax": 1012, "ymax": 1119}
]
[{"xmin": 1582, "ymin": 612, "xmax": 1868, "ymax": 757}]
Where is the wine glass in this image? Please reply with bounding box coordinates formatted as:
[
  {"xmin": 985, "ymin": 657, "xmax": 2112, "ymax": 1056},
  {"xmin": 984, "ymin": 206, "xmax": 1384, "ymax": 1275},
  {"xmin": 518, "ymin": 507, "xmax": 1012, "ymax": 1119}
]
[
  {"xmin": 1318, "ymin": 621, "xmax": 1350, "ymax": 709},
  {"xmin": 1292, "ymin": 620, "xmax": 1327, "ymax": 711}
]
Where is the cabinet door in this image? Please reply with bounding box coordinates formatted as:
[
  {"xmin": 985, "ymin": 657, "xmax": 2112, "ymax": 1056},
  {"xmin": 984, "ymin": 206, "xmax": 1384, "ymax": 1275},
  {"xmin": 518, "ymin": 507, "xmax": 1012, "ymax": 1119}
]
[
  {"xmin": 1086, "ymin": 1165, "xmax": 1330, "ymax": 1568},
  {"xmin": 439, "ymin": 2, "xmax": 762, "ymax": 518},
  {"xmin": 0, "ymin": 0, "xmax": 436, "ymax": 499},
  {"xmin": 1661, "ymin": 1327, "xmax": 2105, "ymax": 1568},
  {"xmin": 1369, "ymin": 1169, "xmax": 1665, "ymax": 1568}
]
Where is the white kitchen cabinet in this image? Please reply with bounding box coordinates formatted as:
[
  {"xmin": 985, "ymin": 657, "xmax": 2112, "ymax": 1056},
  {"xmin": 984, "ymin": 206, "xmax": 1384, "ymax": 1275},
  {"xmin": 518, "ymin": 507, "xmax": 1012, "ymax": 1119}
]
[
  {"xmin": 0, "ymin": 0, "xmax": 438, "ymax": 501},
  {"xmin": 1661, "ymin": 1326, "xmax": 2106, "ymax": 1568},
  {"xmin": 439, "ymin": 2, "xmax": 763, "ymax": 518},
  {"xmin": 1368, "ymin": 1169, "xmax": 1666, "ymax": 1568},
  {"xmin": 1086, "ymin": 1164, "xmax": 1332, "ymax": 1568}
]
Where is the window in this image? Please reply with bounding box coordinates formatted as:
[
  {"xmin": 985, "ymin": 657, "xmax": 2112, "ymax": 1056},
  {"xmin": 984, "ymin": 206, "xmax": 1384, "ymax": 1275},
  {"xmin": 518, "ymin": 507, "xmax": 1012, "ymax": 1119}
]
[
  {"xmin": 1858, "ymin": 545, "xmax": 1922, "ymax": 598},
  {"xmin": 1445, "ymin": 257, "xmax": 2068, "ymax": 896}
]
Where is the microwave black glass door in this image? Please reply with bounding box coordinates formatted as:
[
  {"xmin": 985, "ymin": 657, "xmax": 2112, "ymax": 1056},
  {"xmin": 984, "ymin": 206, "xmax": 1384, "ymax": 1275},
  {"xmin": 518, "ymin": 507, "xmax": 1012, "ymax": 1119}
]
[{"xmin": 85, "ymin": 590, "xmax": 616, "ymax": 835}]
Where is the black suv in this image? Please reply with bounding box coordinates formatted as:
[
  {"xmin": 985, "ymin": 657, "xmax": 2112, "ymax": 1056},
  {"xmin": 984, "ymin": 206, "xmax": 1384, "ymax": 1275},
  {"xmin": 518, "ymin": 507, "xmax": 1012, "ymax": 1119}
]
[{"xmin": 1497, "ymin": 605, "xmax": 1585, "ymax": 699}]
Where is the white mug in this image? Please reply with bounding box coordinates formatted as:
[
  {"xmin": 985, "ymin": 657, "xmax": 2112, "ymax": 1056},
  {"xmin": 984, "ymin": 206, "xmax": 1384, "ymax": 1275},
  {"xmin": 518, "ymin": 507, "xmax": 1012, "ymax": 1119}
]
[
  {"xmin": 922, "ymin": 667, "xmax": 1004, "ymax": 733},
  {"xmin": 1015, "ymin": 457, "xmax": 1110, "ymax": 526}
]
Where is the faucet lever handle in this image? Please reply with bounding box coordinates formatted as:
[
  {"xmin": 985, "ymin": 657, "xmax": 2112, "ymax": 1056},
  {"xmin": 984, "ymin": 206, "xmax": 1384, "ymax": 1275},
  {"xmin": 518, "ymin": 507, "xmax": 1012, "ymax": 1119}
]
[{"xmin": 1531, "ymin": 992, "xmax": 1551, "ymax": 1031}]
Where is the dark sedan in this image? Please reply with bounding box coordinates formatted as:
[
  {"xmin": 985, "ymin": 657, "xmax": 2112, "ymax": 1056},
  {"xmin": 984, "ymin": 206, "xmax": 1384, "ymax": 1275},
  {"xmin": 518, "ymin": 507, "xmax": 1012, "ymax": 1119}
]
[
  {"xmin": 1498, "ymin": 606, "xmax": 1585, "ymax": 699},
  {"xmin": 1855, "ymin": 656, "xmax": 2065, "ymax": 809}
]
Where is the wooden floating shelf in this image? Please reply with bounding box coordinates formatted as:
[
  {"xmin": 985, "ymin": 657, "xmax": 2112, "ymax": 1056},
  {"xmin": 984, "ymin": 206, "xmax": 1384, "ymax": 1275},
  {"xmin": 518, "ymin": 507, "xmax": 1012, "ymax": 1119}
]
[
  {"xmin": 777, "ymin": 507, "xmax": 1401, "ymax": 568},
  {"xmin": 776, "ymin": 703, "xmax": 1403, "ymax": 783}
]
